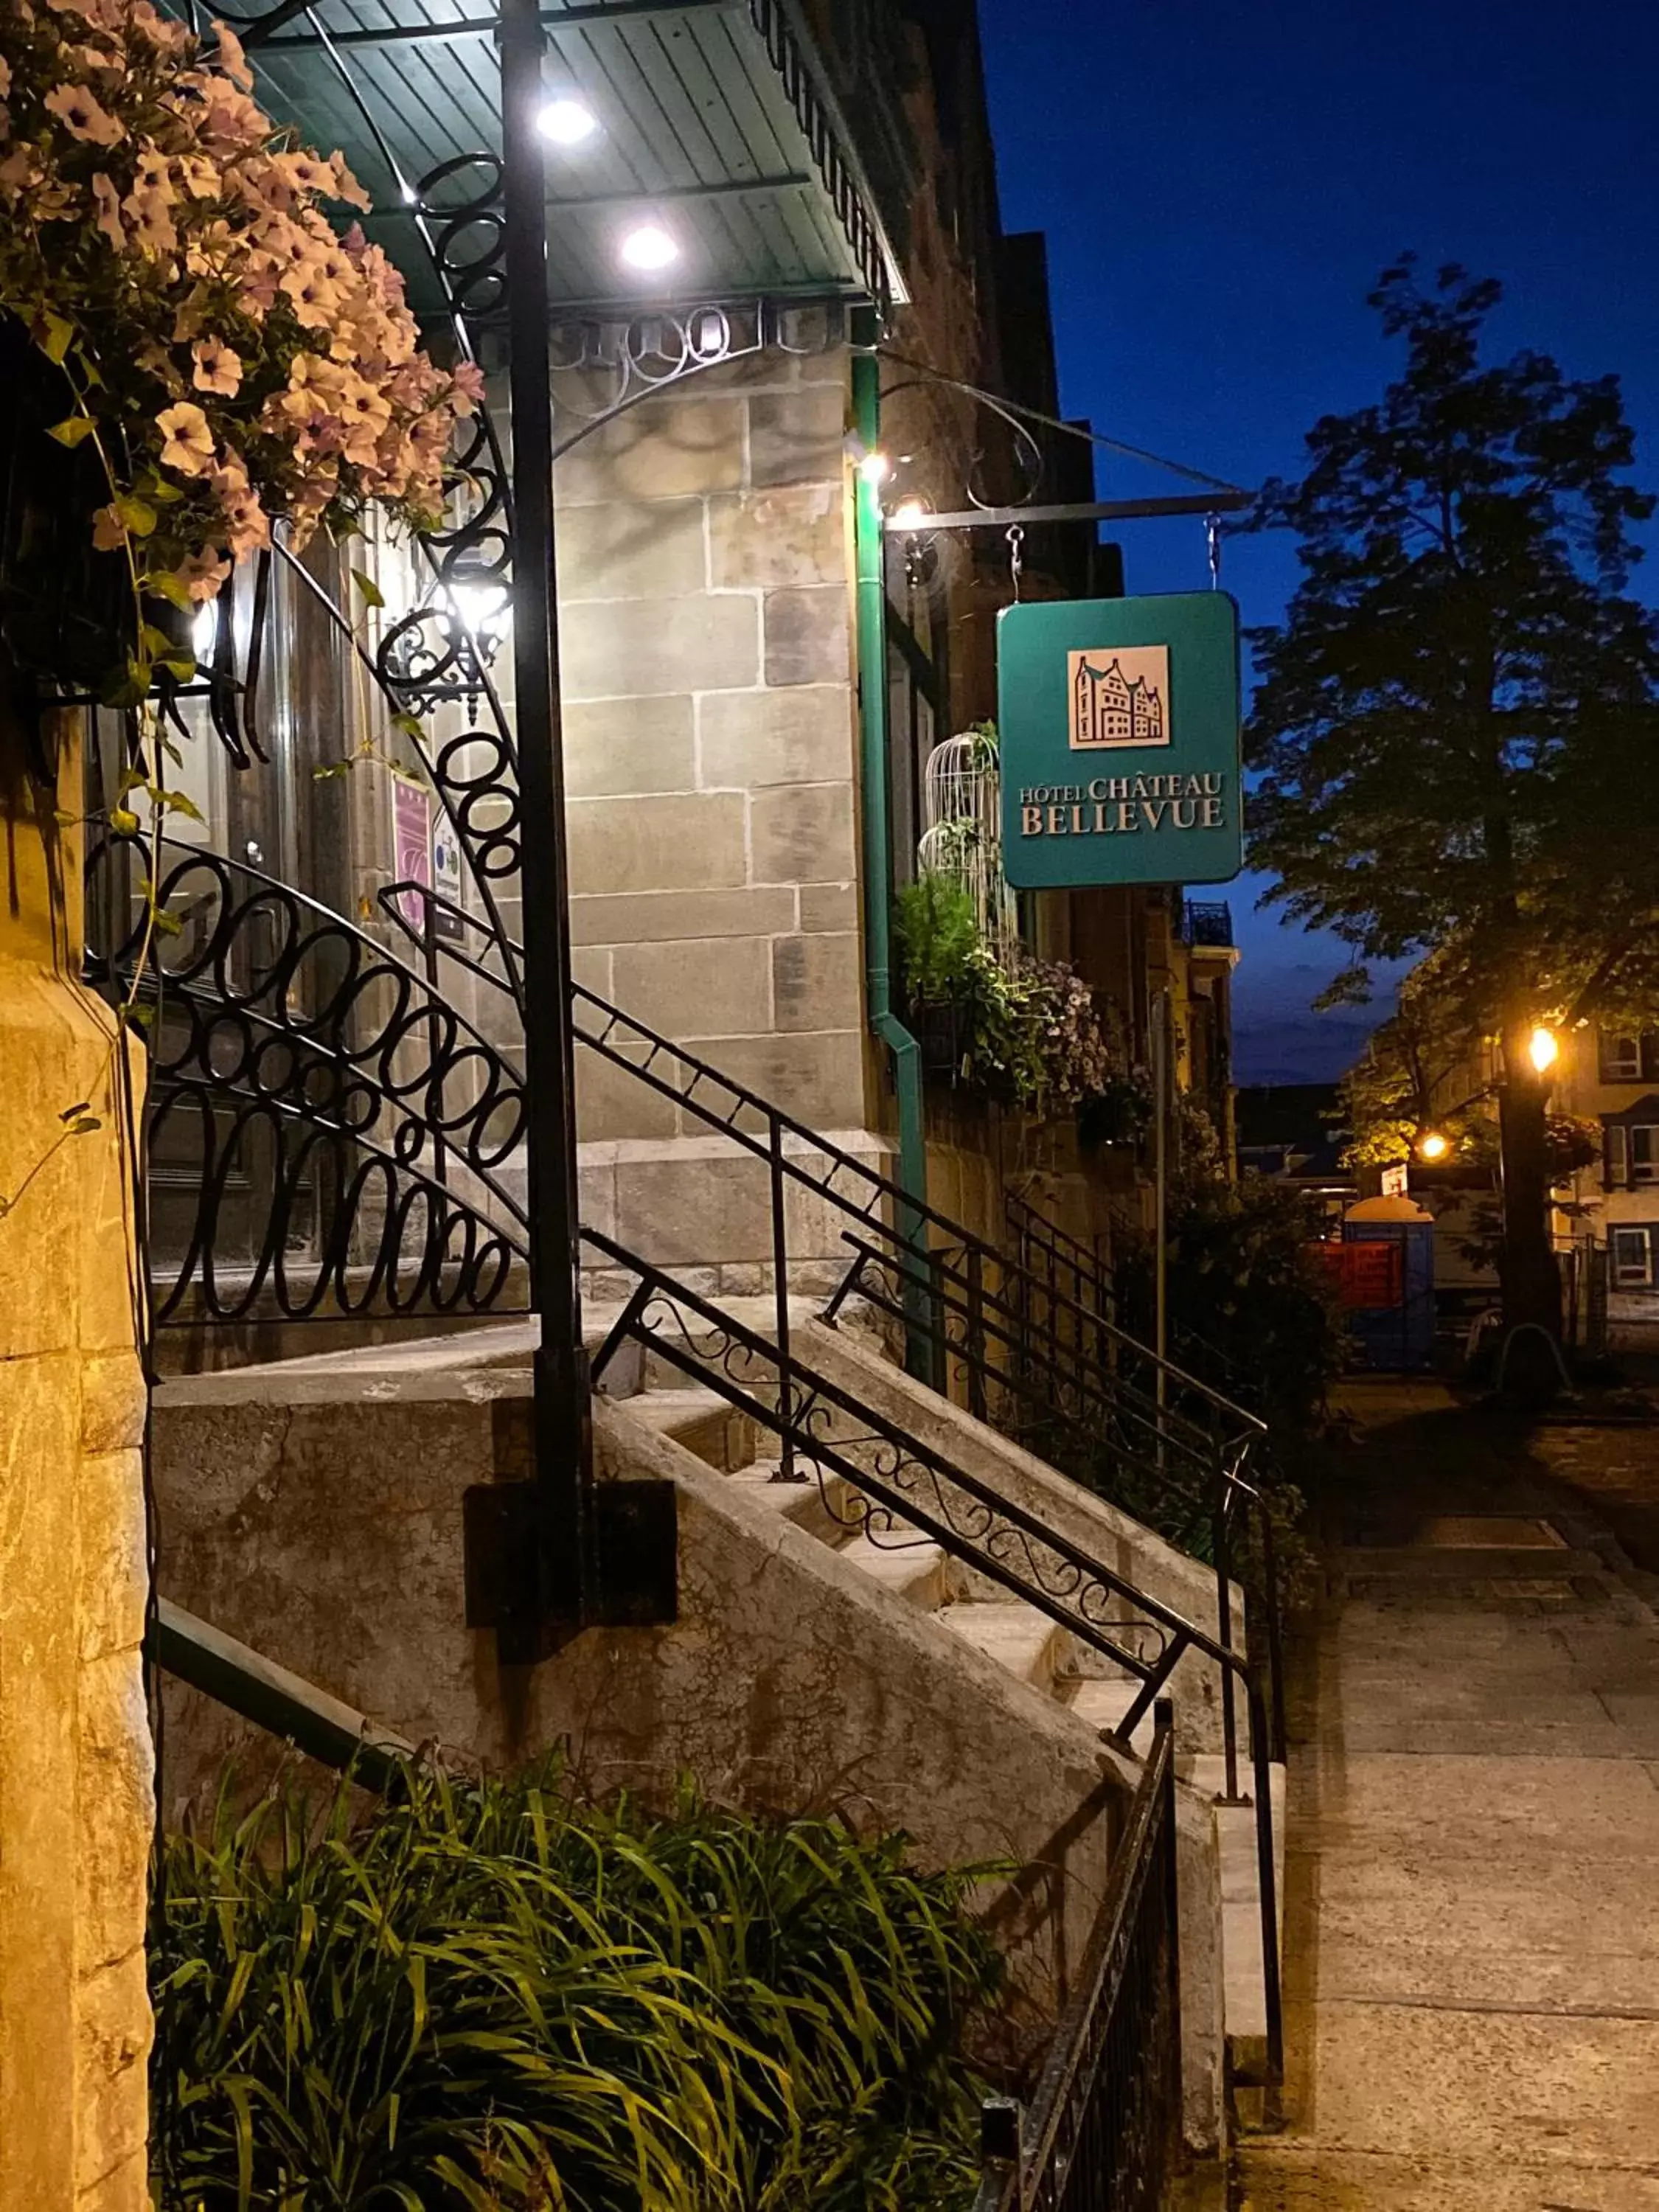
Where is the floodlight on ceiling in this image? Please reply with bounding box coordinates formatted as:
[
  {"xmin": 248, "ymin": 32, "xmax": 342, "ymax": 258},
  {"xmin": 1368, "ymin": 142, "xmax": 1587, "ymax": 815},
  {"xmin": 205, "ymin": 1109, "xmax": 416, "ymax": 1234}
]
[
  {"xmin": 538, "ymin": 96, "xmax": 599, "ymax": 147},
  {"xmin": 619, "ymin": 223, "xmax": 680, "ymax": 274}
]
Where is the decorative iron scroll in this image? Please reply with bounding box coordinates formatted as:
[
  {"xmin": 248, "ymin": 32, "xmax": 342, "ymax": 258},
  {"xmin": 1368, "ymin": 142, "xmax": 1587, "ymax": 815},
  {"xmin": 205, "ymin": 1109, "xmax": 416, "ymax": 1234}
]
[
  {"xmin": 585, "ymin": 1237, "xmax": 1192, "ymax": 1690},
  {"xmin": 548, "ymin": 299, "xmax": 846, "ymax": 458},
  {"xmin": 85, "ymin": 835, "xmax": 527, "ymax": 1324}
]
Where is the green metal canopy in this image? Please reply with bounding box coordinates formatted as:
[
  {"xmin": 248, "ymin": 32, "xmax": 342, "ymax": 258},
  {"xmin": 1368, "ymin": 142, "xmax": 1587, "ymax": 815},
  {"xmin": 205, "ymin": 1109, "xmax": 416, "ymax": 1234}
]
[{"xmin": 238, "ymin": 0, "xmax": 906, "ymax": 314}]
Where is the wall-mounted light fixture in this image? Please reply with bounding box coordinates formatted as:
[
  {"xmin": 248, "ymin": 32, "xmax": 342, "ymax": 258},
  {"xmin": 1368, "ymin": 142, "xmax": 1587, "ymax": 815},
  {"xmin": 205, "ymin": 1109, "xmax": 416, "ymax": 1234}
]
[{"xmin": 443, "ymin": 568, "xmax": 510, "ymax": 666}]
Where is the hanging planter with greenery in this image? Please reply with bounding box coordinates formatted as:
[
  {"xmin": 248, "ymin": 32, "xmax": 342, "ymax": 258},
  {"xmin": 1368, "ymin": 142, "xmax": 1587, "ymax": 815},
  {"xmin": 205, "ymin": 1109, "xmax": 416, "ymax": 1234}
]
[
  {"xmin": 893, "ymin": 872, "xmax": 1114, "ymax": 1110},
  {"xmin": 0, "ymin": 0, "xmax": 481, "ymax": 701}
]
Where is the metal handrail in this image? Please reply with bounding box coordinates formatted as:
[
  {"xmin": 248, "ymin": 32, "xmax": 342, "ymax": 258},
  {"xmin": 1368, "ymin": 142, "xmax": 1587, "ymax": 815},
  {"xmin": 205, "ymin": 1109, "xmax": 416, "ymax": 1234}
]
[
  {"xmin": 582, "ymin": 1220, "xmax": 1281, "ymax": 2095},
  {"xmin": 375, "ymin": 878, "xmax": 1264, "ymax": 1452},
  {"xmin": 976, "ymin": 1703, "xmax": 1183, "ymax": 2212},
  {"xmin": 828, "ymin": 1226, "xmax": 1283, "ymax": 1783}
]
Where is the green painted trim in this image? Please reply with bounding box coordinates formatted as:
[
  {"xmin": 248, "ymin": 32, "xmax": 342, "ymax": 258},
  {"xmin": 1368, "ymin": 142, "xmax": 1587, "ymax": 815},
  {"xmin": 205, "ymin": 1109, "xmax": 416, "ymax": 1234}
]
[{"xmin": 852, "ymin": 328, "xmax": 928, "ymax": 1356}]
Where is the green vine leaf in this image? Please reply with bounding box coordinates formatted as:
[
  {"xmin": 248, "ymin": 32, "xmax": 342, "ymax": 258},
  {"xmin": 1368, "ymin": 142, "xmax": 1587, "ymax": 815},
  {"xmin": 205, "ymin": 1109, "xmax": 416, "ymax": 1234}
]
[
  {"xmin": 390, "ymin": 712, "xmax": 423, "ymax": 740},
  {"xmin": 47, "ymin": 416, "xmax": 95, "ymax": 447},
  {"xmin": 352, "ymin": 568, "xmax": 385, "ymax": 610},
  {"xmin": 38, "ymin": 313, "xmax": 73, "ymax": 365},
  {"xmin": 114, "ymin": 495, "xmax": 158, "ymax": 540},
  {"xmin": 143, "ymin": 573, "xmax": 195, "ymax": 613},
  {"xmin": 109, "ymin": 807, "xmax": 141, "ymax": 835}
]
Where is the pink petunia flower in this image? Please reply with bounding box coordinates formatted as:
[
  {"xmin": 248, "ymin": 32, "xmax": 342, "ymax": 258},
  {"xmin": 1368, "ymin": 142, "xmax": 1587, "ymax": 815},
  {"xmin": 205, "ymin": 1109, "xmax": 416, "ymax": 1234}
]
[
  {"xmin": 192, "ymin": 336, "xmax": 242, "ymax": 396},
  {"xmin": 157, "ymin": 400, "xmax": 214, "ymax": 476},
  {"xmin": 209, "ymin": 20, "xmax": 254, "ymax": 92},
  {"xmin": 125, "ymin": 188, "xmax": 178, "ymax": 257},
  {"xmin": 174, "ymin": 548, "xmax": 232, "ymax": 601},
  {"xmin": 43, "ymin": 81, "xmax": 124, "ymax": 145},
  {"xmin": 90, "ymin": 170, "xmax": 123, "ymax": 248},
  {"xmin": 0, "ymin": 57, "xmax": 11, "ymax": 98}
]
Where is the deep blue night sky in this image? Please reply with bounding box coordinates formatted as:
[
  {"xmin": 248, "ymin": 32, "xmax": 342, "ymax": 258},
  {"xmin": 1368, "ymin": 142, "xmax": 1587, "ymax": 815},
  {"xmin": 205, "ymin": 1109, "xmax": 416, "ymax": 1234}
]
[{"xmin": 978, "ymin": 0, "xmax": 1659, "ymax": 1081}]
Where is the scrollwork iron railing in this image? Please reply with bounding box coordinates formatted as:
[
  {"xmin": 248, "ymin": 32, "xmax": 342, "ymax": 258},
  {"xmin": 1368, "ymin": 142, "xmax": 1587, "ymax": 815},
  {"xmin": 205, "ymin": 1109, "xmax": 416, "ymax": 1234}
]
[
  {"xmin": 975, "ymin": 1705, "xmax": 1183, "ymax": 2212},
  {"xmin": 372, "ymin": 883, "xmax": 1283, "ymax": 1759},
  {"xmin": 581, "ymin": 1238, "xmax": 1279, "ymax": 2092},
  {"xmin": 85, "ymin": 835, "xmax": 527, "ymax": 1326}
]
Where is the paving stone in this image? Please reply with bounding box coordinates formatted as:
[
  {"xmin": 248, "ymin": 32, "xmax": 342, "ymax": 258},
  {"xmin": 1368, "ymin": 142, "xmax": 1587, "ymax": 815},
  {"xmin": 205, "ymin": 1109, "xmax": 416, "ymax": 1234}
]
[{"xmin": 1251, "ymin": 1380, "xmax": 1659, "ymax": 2203}]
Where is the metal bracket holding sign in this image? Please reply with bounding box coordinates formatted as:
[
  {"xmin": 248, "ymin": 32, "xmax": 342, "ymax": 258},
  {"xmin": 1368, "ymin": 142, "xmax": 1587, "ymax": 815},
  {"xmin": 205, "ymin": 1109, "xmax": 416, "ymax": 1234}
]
[{"xmin": 997, "ymin": 592, "xmax": 1244, "ymax": 890}]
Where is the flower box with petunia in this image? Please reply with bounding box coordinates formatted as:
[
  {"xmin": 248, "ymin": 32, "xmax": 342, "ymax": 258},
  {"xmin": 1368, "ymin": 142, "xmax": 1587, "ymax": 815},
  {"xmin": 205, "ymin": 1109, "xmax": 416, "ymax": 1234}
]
[{"xmin": 0, "ymin": 0, "xmax": 482, "ymax": 699}]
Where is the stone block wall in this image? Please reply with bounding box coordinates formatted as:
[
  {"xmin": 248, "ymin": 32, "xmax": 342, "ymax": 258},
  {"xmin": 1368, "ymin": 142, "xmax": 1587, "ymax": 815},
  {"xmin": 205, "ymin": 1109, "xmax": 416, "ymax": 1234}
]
[
  {"xmin": 0, "ymin": 723, "xmax": 152, "ymax": 2211},
  {"xmin": 549, "ymin": 350, "xmax": 870, "ymax": 1149}
]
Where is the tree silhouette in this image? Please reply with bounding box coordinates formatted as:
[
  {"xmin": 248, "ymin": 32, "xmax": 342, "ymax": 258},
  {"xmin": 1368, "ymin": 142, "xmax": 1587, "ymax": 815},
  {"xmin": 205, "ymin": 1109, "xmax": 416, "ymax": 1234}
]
[{"xmin": 1248, "ymin": 260, "xmax": 1659, "ymax": 1338}]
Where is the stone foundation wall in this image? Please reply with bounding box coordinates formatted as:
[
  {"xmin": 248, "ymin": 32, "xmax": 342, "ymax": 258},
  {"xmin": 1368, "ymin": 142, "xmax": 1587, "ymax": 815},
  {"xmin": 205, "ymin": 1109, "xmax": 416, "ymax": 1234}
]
[{"xmin": 0, "ymin": 720, "xmax": 152, "ymax": 2210}]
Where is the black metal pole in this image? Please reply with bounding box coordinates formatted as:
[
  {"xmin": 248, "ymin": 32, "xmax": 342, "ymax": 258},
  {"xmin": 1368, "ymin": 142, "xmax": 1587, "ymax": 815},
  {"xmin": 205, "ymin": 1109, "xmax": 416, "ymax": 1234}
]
[{"xmin": 500, "ymin": 0, "xmax": 592, "ymax": 1647}]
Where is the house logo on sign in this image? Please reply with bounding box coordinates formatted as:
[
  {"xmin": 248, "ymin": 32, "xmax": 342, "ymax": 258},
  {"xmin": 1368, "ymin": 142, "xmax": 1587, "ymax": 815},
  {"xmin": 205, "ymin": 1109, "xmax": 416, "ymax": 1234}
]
[{"xmin": 1068, "ymin": 644, "xmax": 1170, "ymax": 750}]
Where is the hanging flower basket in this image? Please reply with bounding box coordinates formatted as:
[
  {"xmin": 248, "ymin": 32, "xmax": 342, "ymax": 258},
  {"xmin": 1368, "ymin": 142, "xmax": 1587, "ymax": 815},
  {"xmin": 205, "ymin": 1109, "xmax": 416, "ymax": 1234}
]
[{"xmin": 0, "ymin": 0, "xmax": 483, "ymax": 702}]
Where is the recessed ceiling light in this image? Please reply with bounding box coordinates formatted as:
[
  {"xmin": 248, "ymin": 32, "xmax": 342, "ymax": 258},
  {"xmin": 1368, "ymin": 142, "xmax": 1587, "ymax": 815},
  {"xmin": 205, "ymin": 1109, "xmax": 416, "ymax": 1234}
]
[
  {"xmin": 619, "ymin": 223, "xmax": 679, "ymax": 273},
  {"xmin": 538, "ymin": 97, "xmax": 599, "ymax": 147}
]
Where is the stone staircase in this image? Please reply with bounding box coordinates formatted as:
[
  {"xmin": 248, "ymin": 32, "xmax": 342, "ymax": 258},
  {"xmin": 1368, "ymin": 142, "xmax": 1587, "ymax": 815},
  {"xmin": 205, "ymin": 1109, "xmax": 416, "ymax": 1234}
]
[{"xmin": 594, "ymin": 1301, "xmax": 1287, "ymax": 2064}]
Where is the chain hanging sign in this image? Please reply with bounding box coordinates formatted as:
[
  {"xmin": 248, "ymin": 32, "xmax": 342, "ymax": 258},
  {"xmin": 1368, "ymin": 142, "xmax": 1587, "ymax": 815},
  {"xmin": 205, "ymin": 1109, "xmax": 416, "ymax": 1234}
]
[{"xmin": 997, "ymin": 591, "xmax": 1242, "ymax": 888}]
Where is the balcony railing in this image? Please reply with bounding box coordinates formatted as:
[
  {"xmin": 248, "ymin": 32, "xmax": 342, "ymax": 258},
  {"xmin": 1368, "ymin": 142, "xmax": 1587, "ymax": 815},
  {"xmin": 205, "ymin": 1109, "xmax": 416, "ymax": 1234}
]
[{"xmin": 1180, "ymin": 900, "xmax": 1234, "ymax": 950}]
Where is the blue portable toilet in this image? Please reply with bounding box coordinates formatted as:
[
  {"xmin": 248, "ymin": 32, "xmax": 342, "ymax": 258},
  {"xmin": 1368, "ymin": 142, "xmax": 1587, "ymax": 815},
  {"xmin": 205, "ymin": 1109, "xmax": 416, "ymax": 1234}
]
[{"xmin": 1342, "ymin": 1194, "xmax": 1437, "ymax": 1371}]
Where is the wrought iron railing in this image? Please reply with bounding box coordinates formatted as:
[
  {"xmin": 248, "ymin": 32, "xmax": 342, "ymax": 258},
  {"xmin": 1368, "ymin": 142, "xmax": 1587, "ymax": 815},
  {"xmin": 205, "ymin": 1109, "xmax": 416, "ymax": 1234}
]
[
  {"xmin": 89, "ymin": 838, "xmax": 1284, "ymax": 2083},
  {"xmin": 1005, "ymin": 1186, "xmax": 1288, "ymax": 1760},
  {"xmin": 975, "ymin": 1705, "xmax": 1183, "ymax": 2212},
  {"xmin": 582, "ymin": 1228, "xmax": 1280, "ymax": 2097},
  {"xmin": 84, "ymin": 835, "xmax": 528, "ymax": 1326},
  {"xmin": 1179, "ymin": 900, "xmax": 1234, "ymax": 950}
]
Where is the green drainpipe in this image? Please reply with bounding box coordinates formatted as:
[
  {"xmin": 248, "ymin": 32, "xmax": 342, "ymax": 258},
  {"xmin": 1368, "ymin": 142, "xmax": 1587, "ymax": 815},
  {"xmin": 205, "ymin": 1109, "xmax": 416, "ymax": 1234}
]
[{"xmin": 851, "ymin": 328, "xmax": 929, "ymax": 1354}]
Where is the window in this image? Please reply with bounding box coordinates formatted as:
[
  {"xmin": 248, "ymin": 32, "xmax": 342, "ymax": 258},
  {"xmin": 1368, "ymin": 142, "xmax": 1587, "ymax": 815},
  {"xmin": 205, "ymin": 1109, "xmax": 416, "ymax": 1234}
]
[
  {"xmin": 1599, "ymin": 1030, "xmax": 1659, "ymax": 1082},
  {"xmin": 1601, "ymin": 1033, "xmax": 1641, "ymax": 1080},
  {"xmin": 1611, "ymin": 1227, "xmax": 1654, "ymax": 1288},
  {"xmin": 1603, "ymin": 1123, "xmax": 1659, "ymax": 1188}
]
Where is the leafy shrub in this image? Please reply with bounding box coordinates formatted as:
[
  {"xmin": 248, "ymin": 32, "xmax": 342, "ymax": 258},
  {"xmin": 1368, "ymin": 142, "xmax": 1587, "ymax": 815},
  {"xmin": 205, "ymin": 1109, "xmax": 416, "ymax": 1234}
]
[
  {"xmin": 150, "ymin": 1762, "xmax": 1004, "ymax": 2211},
  {"xmin": 894, "ymin": 875, "xmax": 980, "ymax": 1007},
  {"xmin": 893, "ymin": 879, "xmax": 1113, "ymax": 1110}
]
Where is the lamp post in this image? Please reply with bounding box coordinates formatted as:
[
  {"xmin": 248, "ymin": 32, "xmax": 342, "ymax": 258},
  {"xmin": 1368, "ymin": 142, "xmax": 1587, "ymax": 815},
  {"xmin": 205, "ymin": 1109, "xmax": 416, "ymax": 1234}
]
[{"xmin": 499, "ymin": 0, "xmax": 592, "ymax": 1649}]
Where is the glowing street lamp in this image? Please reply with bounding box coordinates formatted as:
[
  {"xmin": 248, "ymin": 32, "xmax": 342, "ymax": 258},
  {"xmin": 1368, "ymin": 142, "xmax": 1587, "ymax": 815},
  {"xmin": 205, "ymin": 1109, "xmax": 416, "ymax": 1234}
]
[
  {"xmin": 1528, "ymin": 1026, "xmax": 1559, "ymax": 1075},
  {"xmin": 1416, "ymin": 1130, "xmax": 1450, "ymax": 1162}
]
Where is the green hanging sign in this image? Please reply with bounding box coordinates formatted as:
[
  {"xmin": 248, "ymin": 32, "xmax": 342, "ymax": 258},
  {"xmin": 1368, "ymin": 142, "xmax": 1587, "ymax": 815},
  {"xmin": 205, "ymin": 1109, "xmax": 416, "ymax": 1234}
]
[{"xmin": 997, "ymin": 591, "xmax": 1242, "ymax": 888}]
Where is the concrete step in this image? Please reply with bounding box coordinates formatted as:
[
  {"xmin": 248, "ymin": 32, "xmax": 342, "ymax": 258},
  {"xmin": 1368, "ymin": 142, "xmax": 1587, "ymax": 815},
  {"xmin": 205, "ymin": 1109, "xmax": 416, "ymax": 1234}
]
[
  {"xmin": 631, "ymin": 1386, "xmax": 757, "ymax": 1473},
  {"xmin": 832, "ymin": 1534, "xmax": 950, "ymax": 1608},
  {"xmin": 939, "ymin": 1601, "xmax": 1069, "ymax": 1690},
  {"xmin": 720, "ymin": 1463, "xmax": 860, "ymax": 1546},
  {"xmin": 1065, "ymin": 1673, "xmax": 1158, "ymax": 1754},
  {"xmin": 1188, "ymin": 1752, "xmax": 1287, "ymax": 2063}
]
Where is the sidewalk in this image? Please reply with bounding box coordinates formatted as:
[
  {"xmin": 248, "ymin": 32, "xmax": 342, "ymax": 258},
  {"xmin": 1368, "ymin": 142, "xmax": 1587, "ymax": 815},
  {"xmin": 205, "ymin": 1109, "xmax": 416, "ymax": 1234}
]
[{"xmin": 1236, "ymin": 1380, "xmax": 1659, "ymax": 2211}]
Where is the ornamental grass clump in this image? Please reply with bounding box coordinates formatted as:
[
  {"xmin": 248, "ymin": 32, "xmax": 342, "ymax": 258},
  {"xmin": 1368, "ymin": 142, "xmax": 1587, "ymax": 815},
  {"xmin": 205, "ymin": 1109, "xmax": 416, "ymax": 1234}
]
[
  {"xmin": 0, "ymin": 0, "xmax": 480, "ymax": 695},
  {"xmin": 150, "ymin": 1761, "xmax": 1004, "ymax": 2211}
]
